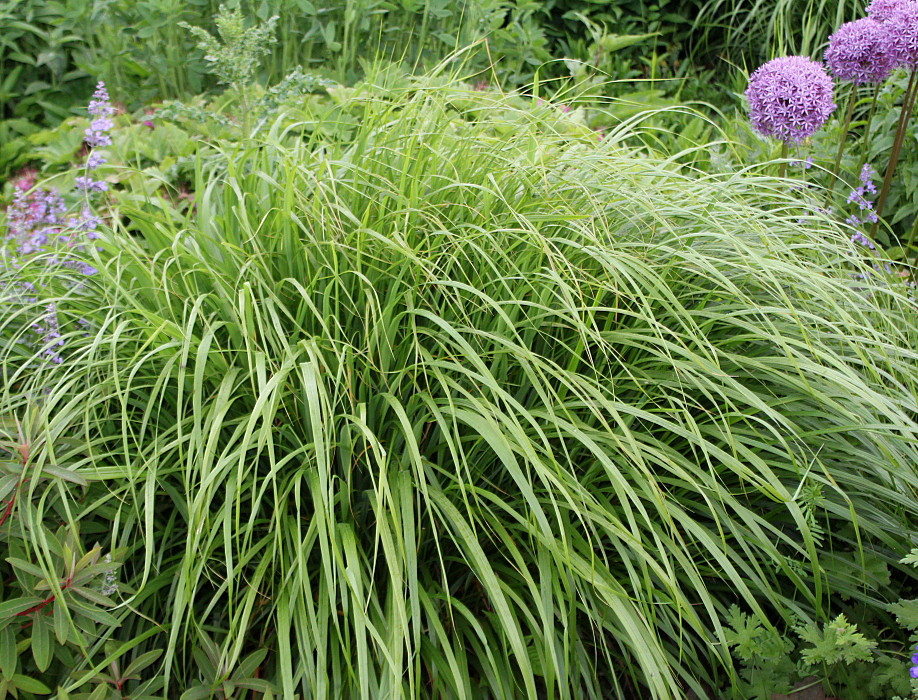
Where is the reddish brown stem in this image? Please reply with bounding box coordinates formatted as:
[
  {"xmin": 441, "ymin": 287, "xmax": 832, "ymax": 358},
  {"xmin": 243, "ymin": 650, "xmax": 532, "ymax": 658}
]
[
  {"xmin": 15, "ymin": 594, "xmax": 56, "ymax": 616},
  {"xmin": 14, "ymin": 575, "xmax": 72, "ymax": 616},
  {"xmin": 0, "ymin": 489, "xmax": 15, "ymax": 526}
]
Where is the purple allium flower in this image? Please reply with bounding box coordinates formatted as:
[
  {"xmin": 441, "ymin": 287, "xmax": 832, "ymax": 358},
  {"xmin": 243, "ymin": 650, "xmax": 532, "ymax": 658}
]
[
  {"xmin": 5, "ymin": 188, "xmax": 66, "ymax": 251},
  {"xmin": 867, "ymin": 0, "xmax": 910, "ymax": 21},
  {"xmin": 886, "ymin": 1, "xmax": 918, "ymax": 67},
  {"xmin": 825, "ymin": 19, "xmax": 896, "ymax": 83},
  {"xmin": 745, "ymin": 56, "xmax": 837, "ymax": 144},
  {"xmin": 790, "ymin": 156, "xmax": 815, "ymax": 169}
]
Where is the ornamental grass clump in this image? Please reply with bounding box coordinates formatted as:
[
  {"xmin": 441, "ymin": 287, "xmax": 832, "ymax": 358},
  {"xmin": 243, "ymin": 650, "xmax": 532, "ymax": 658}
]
[{"xmin": 3, "ymin": 83, "xmax": 918, "ymax": 697}]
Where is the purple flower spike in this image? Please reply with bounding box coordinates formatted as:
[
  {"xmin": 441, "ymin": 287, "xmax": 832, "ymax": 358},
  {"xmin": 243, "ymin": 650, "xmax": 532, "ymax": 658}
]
[
  {"xmin": 886, "ymin": 1, "xmax": 918, "ymax": 68},
  {"xmin": 825, "ymin": 19, "xmax": 896, "ymax": 84},
  {"xmin": 31, "ymin": 304, "xmax": 65, "ymax": 365},
  {"xmin": 84, "ymin": 129, "xmax": 112, "ymax": 148},
  {"xmin": 85, "ymin": 152, "xmax": 106, "ymax": 170},
  {"xmin": 745, "ymin": 56, "xmax": 836, "ymax": 144},
  {"xmin": 74, "ymin": 176, "xmax": 108, "ymax": 194},
  {"xmin": 87, "ymin": 82, "xmax": 114, "ymax": 117},
  {"xmin": 83, "ymin": 81, "xmax": 114, "ymax": 148},
  {"xmin": 860, "ymin": 164, "xmax": 878, "ymax": 194}
]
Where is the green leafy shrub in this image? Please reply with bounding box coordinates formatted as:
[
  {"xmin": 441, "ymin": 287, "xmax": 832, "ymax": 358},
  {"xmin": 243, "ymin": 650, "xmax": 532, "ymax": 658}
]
[
  {"xmin": 3, "ymin": 79, "xmax": 918, "ymax": 698},
  {"xmin": 0, "ymin": 0, "xmax": 94, "ymax": 123}
]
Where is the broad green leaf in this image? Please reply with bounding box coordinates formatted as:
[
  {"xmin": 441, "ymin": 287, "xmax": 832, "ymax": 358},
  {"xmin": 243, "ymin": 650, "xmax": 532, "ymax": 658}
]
[
  {"xmin": 0, "ymin": 627, "xmax": 15, "ymax": 680},
  {"xmin": 11, "ymin": 675, "xmax": 52, "ymax": 694},
  {"xmin": 31, "ymin": 611, "xmax": 51, "ymax": 672}
]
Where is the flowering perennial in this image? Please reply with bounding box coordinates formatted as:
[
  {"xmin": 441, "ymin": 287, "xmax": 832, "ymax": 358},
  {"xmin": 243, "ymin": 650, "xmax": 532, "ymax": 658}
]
[
  {"xmin": 84, "ymin": 81, "xmax": 115, "ymax": 148},
  {"xmin": 2, "ymin": 81, "xmax": 113, "ymax": 367},
  {"xmin": 886, "ymin": 1, "xmax": 918, "ymax": 67},
  {"xmin": 846, "ymin": 164, "xmax": 880, "ymax": 225},
  {"xmin": 825, "ymin": 19, "xmax": 895, "ymax": 83},
  {"xmin": 867, "ymin": 0, "xmax": 911, "ymax": 21},
  {"xmin": 745, "ymin": 56, "xmax": 836, "ymax": 144}
]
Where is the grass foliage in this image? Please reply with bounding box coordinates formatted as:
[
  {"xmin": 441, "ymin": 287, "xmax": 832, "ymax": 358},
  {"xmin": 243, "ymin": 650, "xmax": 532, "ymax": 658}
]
[{"xmin": 3, "ymin": 85, "xmax": 918, "ymax": 696}]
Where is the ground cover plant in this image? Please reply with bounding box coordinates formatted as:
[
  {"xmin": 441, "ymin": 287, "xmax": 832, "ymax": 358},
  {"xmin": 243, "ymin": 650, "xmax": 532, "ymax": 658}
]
[{"xmin": 2, "ymin": 68, "xmax": 918, "ymax": 697}]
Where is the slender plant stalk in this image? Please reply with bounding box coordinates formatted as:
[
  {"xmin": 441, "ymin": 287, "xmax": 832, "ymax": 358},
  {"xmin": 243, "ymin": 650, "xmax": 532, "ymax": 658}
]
[
  {"xmin": 779, "ymin": 142, "xmax": 788, "ymax": 179},
  {"xmin": 826, "ymin": 84, "xmax": 857, "ymax": 205},
  {"xmin": 872, "ymin": 69, "xmax": 918, "ymax": 237}
]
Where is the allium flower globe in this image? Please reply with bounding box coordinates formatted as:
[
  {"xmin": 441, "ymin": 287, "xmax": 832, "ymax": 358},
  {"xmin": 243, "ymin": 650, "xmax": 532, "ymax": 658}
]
[
  {"xmin": 866, "ymin": 0, "xmax": 910, "ymax": 21},
  {"xmin": 825, "ymin": 18, "xmax": 895, "ymax": 83},
  {"xmin": 886, "ymin": 0, "xmax": 918, "ymax": 67},
  {"xmin": 745, "ymin": 56, "xmax": 837, "ymax": 144}
]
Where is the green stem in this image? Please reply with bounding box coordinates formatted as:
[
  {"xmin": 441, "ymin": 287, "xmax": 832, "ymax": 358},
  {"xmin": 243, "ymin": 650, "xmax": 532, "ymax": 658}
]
[
  {"xmin": 779, "ymin": 142, "xmax": 788, "ymax": 179},
  {"xmin": 906, "ymin": 203, "xmax": 918, "ymax": 271},
  {"xmin": 872, "ymin": 69, "xmax": 918, "ymax": 237},
  {"xmin": 825, "ymin": 84, "xmax": 856, "ymax": 205}
]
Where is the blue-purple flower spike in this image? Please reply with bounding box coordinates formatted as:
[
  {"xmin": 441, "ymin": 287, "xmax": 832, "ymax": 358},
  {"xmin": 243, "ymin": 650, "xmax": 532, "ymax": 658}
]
[
  {"xmin": 84, "ymin": 81, "xmax": 114, "ymax": 148},
  {"xmin": 745, "ymin": 56, "xmax": 836, "ymax": 144}
]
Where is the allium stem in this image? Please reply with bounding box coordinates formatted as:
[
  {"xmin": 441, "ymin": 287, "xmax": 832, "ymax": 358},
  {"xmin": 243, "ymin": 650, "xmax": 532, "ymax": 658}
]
[
  {"xmin": 826, "ymin": 85, "xmax": 857, "ymax": 204},
  {"xmin": 872, "ymin": 69, "xmax": 918, "ymax": 236},
  {"xmin": 779, "ymin": 143, "xmax": 788, "ymax": 179}
]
